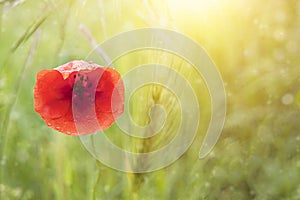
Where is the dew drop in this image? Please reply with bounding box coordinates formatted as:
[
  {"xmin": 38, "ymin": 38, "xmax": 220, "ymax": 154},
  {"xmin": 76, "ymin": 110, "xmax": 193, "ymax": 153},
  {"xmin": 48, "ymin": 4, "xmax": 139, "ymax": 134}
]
[
  {"xmin": 1, "ymin": 156, "xmax": 6, "ymax": 166},
  {"xmin": 286, "ymin": 40, "xmax": 298, "ymax": 54},
  {"xmin": 274, "ymin": 11, "xmax": 286, "ymax": 24},
  {"xmin": 259, "ymin": 23, "xmax": 269, "ymax": 30},
  {"xmin": 56, "ymin": 126, "xmax": 60, "ymax": 130},
  {"xmin": 253, "ymin": 18, "xmax": 258, "ymax": 25},
  {"xmin": 104, "ymin": 185, "xmax": 110, "ymax": 192},
  {"xmin": 281, "ymin": 93, "xmax": 294, "ymax": 105},
  {"xmin": 273, "ymin": 29, "xmax": 286, "ymax": 42},
  {"xmin": 11, "ymin": 111, "xmax": 20, "ymax": 120},
  {"xmin": 204, "ymin": 182, "xmax": 210, "ymax": 188},
  {"xmin": 273, "ymin": 48, "xmax": 285, "ymax": 61},
  {"xmin": 0, "ymin": 78, "xmax": 5, "ymax": 88},
  {"xmin": 72, "ymin": 65, "xmax": 78, "ymax": 69},
  {"xmin": 297, "ymin": 161, "xmax": 300, "ymax": 168}
]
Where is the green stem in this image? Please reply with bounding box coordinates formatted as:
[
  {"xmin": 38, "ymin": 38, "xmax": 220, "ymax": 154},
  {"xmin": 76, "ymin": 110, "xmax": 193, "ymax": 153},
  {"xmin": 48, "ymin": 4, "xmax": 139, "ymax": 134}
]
[
  {"xmin": 0, "ymin": 27, "xmax": 40, "ymax": 195},
  {"xmin": 92, "ymin": 161, "xmax": 102, "ymax": 200},
  {"xmin": 90, "ymin": 135, "xmax": 102, "ymax": 200}
]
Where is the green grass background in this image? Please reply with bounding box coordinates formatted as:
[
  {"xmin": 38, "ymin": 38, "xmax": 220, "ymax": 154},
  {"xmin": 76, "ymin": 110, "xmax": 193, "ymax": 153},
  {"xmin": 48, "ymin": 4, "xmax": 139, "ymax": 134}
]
[{"xmin": 0, "ymin": 0, "xmax": 300, "ymax": 199}]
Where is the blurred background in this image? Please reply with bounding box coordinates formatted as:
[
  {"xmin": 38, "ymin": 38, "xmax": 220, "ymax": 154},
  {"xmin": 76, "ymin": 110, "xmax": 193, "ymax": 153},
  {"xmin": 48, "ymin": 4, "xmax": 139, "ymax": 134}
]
[{"xmin": 0, "ymin": 0, "xmax": 300, "ymax": 199}]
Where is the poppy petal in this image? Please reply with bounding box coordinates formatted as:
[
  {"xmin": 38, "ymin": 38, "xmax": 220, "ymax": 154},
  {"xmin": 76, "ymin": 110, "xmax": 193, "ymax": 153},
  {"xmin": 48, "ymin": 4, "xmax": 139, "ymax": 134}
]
[
  {"xmin": 34, "ymin": 70, "xmax": 72, "ymax": 119},
  {"xmin": 34, "ymin": 60, "xmax": 124, "ymax": 136}
]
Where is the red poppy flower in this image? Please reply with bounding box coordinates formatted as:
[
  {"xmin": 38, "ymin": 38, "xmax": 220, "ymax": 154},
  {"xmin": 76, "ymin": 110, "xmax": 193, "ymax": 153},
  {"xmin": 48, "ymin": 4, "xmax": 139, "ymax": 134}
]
[{"xmin": 34, "ymin": 60, "xmax": 124, "ymax": 136}]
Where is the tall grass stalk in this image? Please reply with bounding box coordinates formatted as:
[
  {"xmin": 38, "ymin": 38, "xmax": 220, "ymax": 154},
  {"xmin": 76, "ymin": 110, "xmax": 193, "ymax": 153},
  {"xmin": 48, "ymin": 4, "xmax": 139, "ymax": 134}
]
[{"xmin": 0, "ymin": 29, "xmax": 40, "ymax": 194}]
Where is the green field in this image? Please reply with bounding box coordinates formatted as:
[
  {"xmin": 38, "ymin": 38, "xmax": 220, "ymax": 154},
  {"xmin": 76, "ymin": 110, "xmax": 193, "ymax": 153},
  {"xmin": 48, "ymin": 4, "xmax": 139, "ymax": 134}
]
[{"xmin": 1, "ymin": 0, "xmax": 300, "ymax": 199}]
